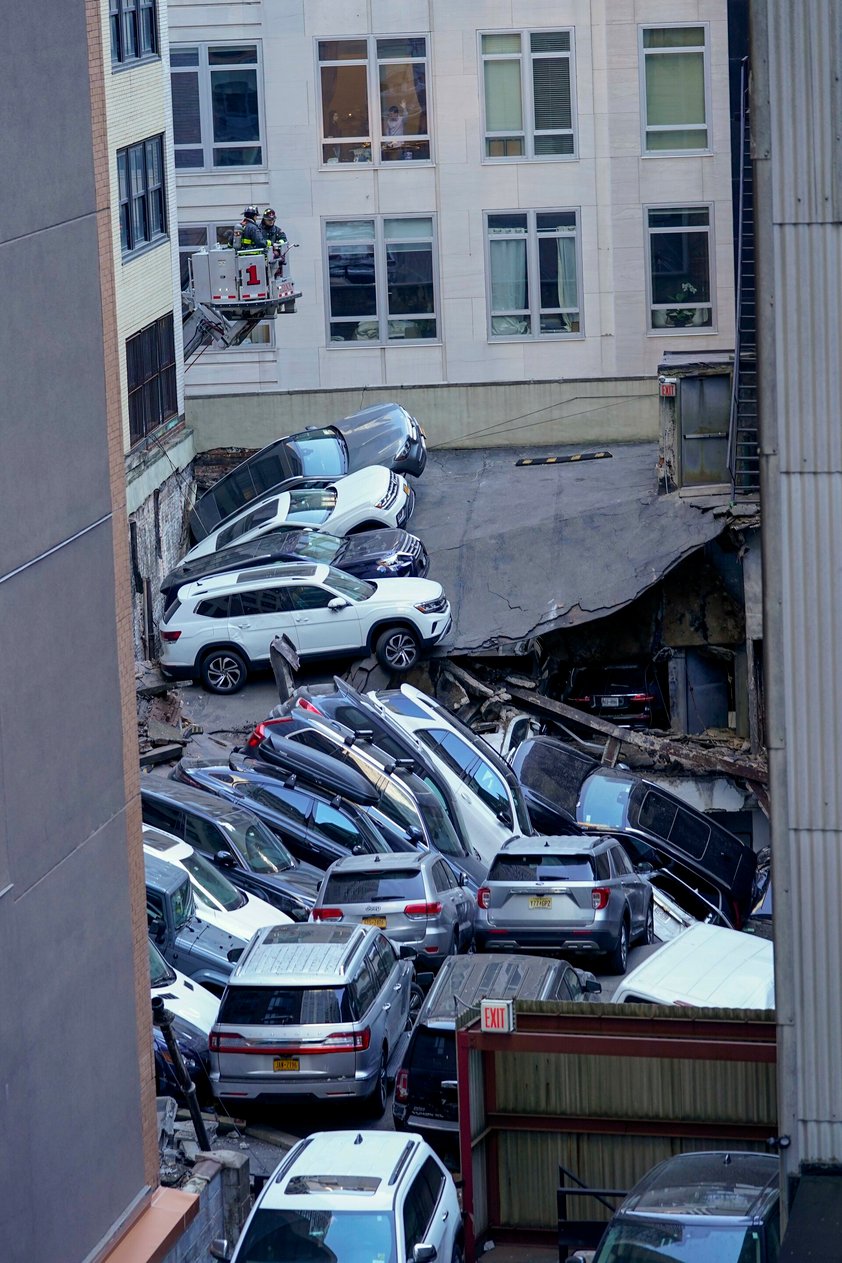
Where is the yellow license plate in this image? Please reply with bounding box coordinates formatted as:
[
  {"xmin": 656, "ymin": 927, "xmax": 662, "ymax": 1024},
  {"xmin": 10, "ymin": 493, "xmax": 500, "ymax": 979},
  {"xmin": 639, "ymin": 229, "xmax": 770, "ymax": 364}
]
[
  {"xmin": 363, "ymin": 916, "xmax": 387, "ymax": 928},
  {"xmin": 273, "ymin": 1057, "xmax": 299, "ymax": 1072},
  {"xmin": 528, "ymin": 897, "xmax": 552, "ymax": 910}
]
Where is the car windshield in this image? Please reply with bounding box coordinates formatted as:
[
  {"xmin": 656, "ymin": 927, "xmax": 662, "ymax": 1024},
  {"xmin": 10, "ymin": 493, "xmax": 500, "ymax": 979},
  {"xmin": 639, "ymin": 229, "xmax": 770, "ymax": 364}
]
[
  {"xmin": 579, "ymin": 773, "xmax": 633, "ymax": 830},
  {"xmin": 595, "ymin": 1217, "xmax": 762, "ymax": 1263},
  {"xmin": 148, "ymin": 938, "xmax": 176, "ymax": 987},
  {"xmin": 178, "ymin": 849, "xmax": 246, "ymax": 912},
  {"xmin": 234, "ymin": 1208, "xmax": 397, "ymax": 1263},
  {"xmin": 286, "ymin": 427, "xmax": 347, "ymax": 477},
  {"xmin": 326, "ymin": 569, "xmax": 376, "ymax": 602},
  {"xmin": 218, "ymin": 818, "xmax": 294, "ymax": 874},
  {"xmin": 286, "ymin": 488, "xmax": 337, "ymax": 525},
  {"xmin": 171, "ymin": 876, "xmax": 196, "ymax": 929},
  {"xmin": 294, "ymin": 531, "xmax": 344, "ymax": 564}
]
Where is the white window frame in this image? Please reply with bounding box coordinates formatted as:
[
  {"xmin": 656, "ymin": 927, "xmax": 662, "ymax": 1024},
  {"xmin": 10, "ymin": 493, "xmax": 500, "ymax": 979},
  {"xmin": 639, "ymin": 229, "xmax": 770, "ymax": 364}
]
[
  {"xmin": 645, "ymin": 204, "xmax": 716, "ymax": 334},
  {"xmin": 479, "ymin": 28, "xmax": 577, "ymax": 162},
  {"xmin": 178, "ymin": 223, "xmax": 275, "ymax": 349},
  {"xmin": 317, "ymin": 35, "xmax": 432, "ymax": 169},
  {"xmin": 484, "ymin": 209, "xmax": 583, "ymax": 340},
  {"xmin": 638, "ymin": 24, "xmax": 711, "ymax": 156},
  {"xmin": 171, "ymin": 42, "xmax": 265, "ymax": 171},
  {"xmin": 323, "ymin": 214, "xmax": 440, "ymax": 347}
]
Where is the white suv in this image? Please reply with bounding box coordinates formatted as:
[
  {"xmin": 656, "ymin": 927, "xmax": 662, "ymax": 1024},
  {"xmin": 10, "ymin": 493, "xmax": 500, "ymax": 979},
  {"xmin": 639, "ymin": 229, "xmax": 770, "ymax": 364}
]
[
  {"xmin": 211, "ymin": 1129, "xmax": 463, "ymax": 1263},
  {"xmin": 159, "ymin": 562, "xmax": 451, "ymax": 693}
]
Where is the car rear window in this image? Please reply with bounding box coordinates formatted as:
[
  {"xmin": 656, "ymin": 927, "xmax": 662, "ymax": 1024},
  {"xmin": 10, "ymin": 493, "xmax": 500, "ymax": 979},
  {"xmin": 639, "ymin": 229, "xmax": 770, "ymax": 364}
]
[
  {"xmin": 488, "ymin": 854, "xmax": 596, "ymax": 882},
  {"xmin": 517, "ymin": 742, "xmax": 593, "ymax": 815},
  {"xmin": 218, "ymin": 985, "xmax": 354, "ymax": 1026},
  {"xmin": 408, "ymin": 1025, "xmax": 456, "ymax": 1078},
  {"xmin": 322, "ymin": 869, "xmax": 426, "ymax": 903}
]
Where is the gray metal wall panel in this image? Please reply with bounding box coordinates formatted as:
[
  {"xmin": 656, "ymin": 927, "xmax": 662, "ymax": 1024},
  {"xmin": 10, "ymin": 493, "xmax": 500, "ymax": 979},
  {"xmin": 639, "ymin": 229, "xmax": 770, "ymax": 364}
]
[
  {"xmin": 775, "ymin": 228, "xmax": 842, "ymax": 473},
  {"xmin": 769, "ymin": 2, "xmax": 841, "ymax": 224}
]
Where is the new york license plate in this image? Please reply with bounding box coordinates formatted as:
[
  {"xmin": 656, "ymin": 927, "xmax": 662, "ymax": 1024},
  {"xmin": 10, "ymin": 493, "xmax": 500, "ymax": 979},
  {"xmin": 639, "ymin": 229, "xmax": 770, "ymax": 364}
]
[
  {"xmin": 273, "ymin": 1057, "xmax": 299, "ymax": 1072},
  {"xmin": 363, "ymin": 916, "xmax": 387, "ymax": 928}
]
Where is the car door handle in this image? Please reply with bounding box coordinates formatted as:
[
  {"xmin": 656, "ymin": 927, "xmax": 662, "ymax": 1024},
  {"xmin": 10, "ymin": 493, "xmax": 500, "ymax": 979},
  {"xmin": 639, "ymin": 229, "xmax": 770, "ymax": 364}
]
[
  {"xmin": 294, "ymin": 615, "xmax": 309, "ymax": 623},
  {"xmin": 239, "ymin": 621, "xmax": 252, "ymax": 629},
  {"xmin": 393, "ymin": 983, "xmax": 403, "ymax": 991},
  {"xmin": 383, "ymin": 1003, "xmax": 391, "ymax": 1012},
  {"xmin": 441, "ymin": 1211, "xmax": 449, "ymax": 1222}
]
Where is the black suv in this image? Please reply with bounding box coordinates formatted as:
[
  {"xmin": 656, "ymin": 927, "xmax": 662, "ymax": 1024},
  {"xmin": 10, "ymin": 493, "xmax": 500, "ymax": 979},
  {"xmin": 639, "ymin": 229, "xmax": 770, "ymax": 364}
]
[
  {"xmin": 140, "ymin": 779, "xmax": 322, "ymax": 920},
  {"xmin": 393, "ymin": 953, "xmax": 600, "ymax": 1160}
]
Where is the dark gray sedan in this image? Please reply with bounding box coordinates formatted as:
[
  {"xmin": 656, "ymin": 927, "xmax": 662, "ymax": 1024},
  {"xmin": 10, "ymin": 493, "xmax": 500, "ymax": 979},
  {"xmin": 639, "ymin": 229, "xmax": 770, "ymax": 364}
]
[{"xmin": 474, "ymin": 834, "xmax": 654, "ymax": 974}]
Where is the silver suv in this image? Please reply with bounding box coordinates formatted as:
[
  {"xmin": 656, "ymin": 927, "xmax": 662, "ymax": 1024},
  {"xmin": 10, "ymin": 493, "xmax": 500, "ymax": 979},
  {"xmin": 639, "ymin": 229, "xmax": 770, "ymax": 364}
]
[
  {"xmin": 313, "ymin": 851, "xmax": 475, "ymax": 966},
  {"xmin": 475, "ymin": 835, "xmax": 654, "ymax": 974},
  {"xmin": 209, "ymin": 922, "xmax": 413, "ymax": 1116}
]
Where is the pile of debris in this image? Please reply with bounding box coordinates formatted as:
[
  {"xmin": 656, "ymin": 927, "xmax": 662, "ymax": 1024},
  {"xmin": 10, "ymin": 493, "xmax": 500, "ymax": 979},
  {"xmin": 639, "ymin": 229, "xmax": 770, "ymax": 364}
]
[{"xmin": 136, "ymin": 661, "xmax": 202, "ymax": 767}]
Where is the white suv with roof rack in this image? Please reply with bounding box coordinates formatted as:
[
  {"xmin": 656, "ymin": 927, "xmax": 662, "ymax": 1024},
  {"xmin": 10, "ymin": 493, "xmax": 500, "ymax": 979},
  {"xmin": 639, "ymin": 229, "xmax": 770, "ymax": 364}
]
[
  {"xmin": 210, "ymin": 1129, "xmax": 463, "ymax": 1263},
  {"xmin": 159, "ymin": 562, "xmax": 451, "ymax": 692}
]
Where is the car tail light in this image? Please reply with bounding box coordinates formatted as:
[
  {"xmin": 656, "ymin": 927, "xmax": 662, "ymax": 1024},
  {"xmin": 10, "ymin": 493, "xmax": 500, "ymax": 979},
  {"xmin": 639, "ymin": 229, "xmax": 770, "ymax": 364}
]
[
  {"xmin": 209, "ymin": 1030, "xmax": 248, "ymax": 1053},
  {"xmin": 404, "ymin": 901, "xmax": 442, "ymax": 919},
  {"xmin": 160, "ymin": 630, "xmax": 182, "ymax": 642},
  {"xmin": 478, "ymin": 887, "xmax": 491, "ymax": 910},
  {"xmin": 569, "ymin": 694, "xmax": 591, "ymax": 704},
  {"xmin": 296, "ymin": 698, "xmax": 322, "ymax": 714},
  {"xmin": 312, "ymin": 907, "xmax": 343, "ymax": 921},
  {"xmin": 323, "ymin": 1028, "xmax": 371, "ymax": 1052},
  {"xmin": 395, "ymin": 1068, "xmax": 409, "ymax": 1101},
  {"xmin": 246, "ymin": 717, "xmax": 291, "ymax": 750},
  {"xmin": 591, "ymin": 887, "xmax": 610, "ymax": 911},
  {"xmin": 628, "ymin": 693, "xmax": 654, "ymax": 703}
]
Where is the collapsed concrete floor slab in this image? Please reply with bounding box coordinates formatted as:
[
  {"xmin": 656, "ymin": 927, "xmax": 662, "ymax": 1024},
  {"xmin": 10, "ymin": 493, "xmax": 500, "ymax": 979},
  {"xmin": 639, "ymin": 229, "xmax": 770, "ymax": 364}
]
[{"xmin": 411, "ymin": 444, "xmax": 731, "ymax": 654}]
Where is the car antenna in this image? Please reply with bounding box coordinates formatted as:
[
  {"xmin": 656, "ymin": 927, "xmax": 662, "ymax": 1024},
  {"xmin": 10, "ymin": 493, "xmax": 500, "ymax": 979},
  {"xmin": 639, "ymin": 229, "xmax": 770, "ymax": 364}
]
[{"xmin": 354, "ymin": 1133, "xmax": 364, "ymax": 1145}]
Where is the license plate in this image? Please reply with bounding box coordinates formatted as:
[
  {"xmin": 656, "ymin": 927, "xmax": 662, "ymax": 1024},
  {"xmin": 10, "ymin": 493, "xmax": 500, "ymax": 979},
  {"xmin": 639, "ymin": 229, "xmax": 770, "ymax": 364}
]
[
  {"xmin": 273, "ymin": 1057, "xmax": 299, "ymax": 1072},
  {"xmin": 528, "ymin": 897, "xmax": 552, "ymax": 910},
  {"xmin": 600, "ymin": 696, "xmax": 622, "ymax": 708},
  {"xmin": 363, "ymin": 916, "xmax": 387, "ymax": 928}
]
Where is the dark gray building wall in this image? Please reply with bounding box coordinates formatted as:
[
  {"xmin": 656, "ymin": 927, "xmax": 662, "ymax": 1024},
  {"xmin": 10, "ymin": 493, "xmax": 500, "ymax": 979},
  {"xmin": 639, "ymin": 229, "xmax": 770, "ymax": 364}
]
[{"xmin": 0, "ymin": 0, "xmax": 153, "ymax": 1259}]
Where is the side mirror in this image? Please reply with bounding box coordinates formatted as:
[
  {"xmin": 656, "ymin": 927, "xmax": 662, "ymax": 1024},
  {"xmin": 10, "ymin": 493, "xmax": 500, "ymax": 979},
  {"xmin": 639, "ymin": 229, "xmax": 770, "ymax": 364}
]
[
  {"xmin": 149, "ymin": 916, "xmax": 166, "ymax": 945},
  {"xmin": 457, "ymin": 872, "xmax": 467, "ymax": 887},
  {"xmin": 215, "ymin": 850, "xmax": 235, "ymax": 868},
  {"xmin": 227, "ymin": 947, "xmax": 243, "ymax": 964},
  {"xmin": 416, "ymin": 971, "xmax": 435, "ymax": 988},
  {"xmin": 413, "ymin": 1246, "xmax": 437, "ymax": 1263},
  {"xmin": 583, "ymin": 976, "xmax": 603, "ymax": 995},
  {"xmin": 634, "ymin": 862, "xmax": 655, "ymax": 875},
  {"xmin": 209, "ymin": 1241, "xmax": 231, "ymax": 1262},
  {"xmin": 399, "ymin": 944, "xmax": 417, "ymax": 960},
  {"xmin": 328, "ymin": 597, "xmax": 348, "ymax": 611}
]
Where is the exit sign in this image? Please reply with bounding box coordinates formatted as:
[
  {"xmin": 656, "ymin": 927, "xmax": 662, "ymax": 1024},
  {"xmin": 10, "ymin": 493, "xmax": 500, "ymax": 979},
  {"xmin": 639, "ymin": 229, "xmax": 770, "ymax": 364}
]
[{"xmin": 480, "ymin": 998, "xmax": 515, "ymax": 1033}]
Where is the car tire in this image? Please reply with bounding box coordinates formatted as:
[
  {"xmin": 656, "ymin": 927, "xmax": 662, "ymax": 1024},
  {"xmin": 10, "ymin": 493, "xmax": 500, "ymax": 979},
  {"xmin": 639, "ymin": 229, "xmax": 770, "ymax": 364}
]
[
  {"xmin": 606, "ymin": 919, "xmax": 630, "ymax": 975},
  {"xmin": 406, "ymin": 982, "xmax": 424, "ymax": 1030},
  {"xmin": 365, "ymin": 1047, "xmax": 388, "ymax": 1119},
  {"xmin": 199, "ymin": 648, "xmax": 248, "ymax": 694},
  {"xmin": 375, "ymin": 626, "xmax": 421, "ymax": 673},
  {"xmin": 641, "ymin": 901, "xmax": 655, "ymax": 945}
]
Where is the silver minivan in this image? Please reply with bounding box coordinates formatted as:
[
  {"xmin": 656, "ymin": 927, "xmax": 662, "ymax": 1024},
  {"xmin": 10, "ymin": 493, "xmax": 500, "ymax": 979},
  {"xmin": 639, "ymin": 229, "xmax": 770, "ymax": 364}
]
[
  {"xmin": 209, "ymin": 922, "xmax": 413, "ymax": 1116},
  {"xmin": 312, "ymin": 851, "xmax": 475, "ymax": 965}
]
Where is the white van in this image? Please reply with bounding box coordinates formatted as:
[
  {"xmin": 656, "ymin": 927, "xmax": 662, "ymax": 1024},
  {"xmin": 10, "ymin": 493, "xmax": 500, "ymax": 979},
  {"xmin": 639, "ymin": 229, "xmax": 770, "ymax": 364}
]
[{"xmin": 612, "ymin": 923, "xmax": 774, "ymax": 1008}]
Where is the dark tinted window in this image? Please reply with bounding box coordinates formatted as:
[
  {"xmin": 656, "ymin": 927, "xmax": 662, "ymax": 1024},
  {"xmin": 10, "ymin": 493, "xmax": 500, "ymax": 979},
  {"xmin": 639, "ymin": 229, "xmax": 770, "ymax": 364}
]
[
  {"xmin": 142, "ymin": 797, "xmax": 183, "ymax": 836},
  {"xmin": 246, "ymin": 784, "xmax": 311, "ymax": 828},
  {"xmin": 352, "ymin": 957, "xmax": 378, "ymax": 1015},
  {"xmin": 488, "ymin": 853, "xmax": 595, "ymax": 882},
  {"xmin": 322, "ymin": 869, "xmax": 426, "ymax": 902},
  {"xmin": 638, "ymin": 790, "xmax": 678, "ymax": 840},
  {"xmin": 375, "ymin": 934, "xmax": 397, "ymax": 979},
  {"xmin": 408, "ymin": 1025, "xmax": 456, "ymax": 1077},
  {"xmin": 195, "ymin": 596, "xmax": 230, "ymax": 618},
  {"xmin": 288, "ymin": 585, "xmax": 332, "ymax": 610},
  {"xmin": 578, "ymin": 774, "xmax": 633, "ymax": 829},
  {"xmin": 217, "ymin": 500, "xmax": 279, "ymax": 549},
  {"xmin": 432, "ymin": 860, "xmax": 457, "ymax": 893},
  {"xmin": 594, "ymin": 851, "xmax": 612, "ymax": 880},
  {"xmin": 328, "ymin": 702, "xmax": 409, "ymax": 761},
  {"xmin": 610, "ymin": 846, "xmax": 634, "ymax": 876},
  {"xmin": 418, "ymin": 729, "xmax": 478, "ymax": 777},
  {"xmin": 367, "ymin": 943, "xmax": 390, "ymax": 991},
  {"xmin": 312, "ymin": 801, "xmax": 366, "ymax": 849},
  {"xmin": 218, "ymin": 985, "xmax": 354, "ymax": 1025},
  {"xmin": 516, "ymin": 740, "xmax": 593, "ymax": 815},
  {"xmin": 183, "ymin": 813, "xmax": 229, "ymax": 858},
  {"xmin": 402, "ymin": 1159, "xmax": 442, "ymax": 1254},
  {"xmin": 555, "ymin": 968, "xmax": 581, "ymax": 1001},
  {"xmin": 670, "ymin": 805, "xmax": 710, "ymax": 859},
  {"xmin": 467, "ymin": 760, "xmax": 510, "ymax": 819},
  {"xmin": 236, "ymin": 587, "xmax": 293, "ymax": 616}
]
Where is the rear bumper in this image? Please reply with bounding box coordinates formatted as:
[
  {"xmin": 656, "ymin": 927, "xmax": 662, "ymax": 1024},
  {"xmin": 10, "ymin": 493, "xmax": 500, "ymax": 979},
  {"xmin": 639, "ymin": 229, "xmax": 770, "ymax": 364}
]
[
  {"xmin": 211, "ymin": 1063, "xmax": 378, "ymax": 1104},
  {"xmin": 475, "ymin": 925, "xmax": 618, "ymax": 955},
  {"xmin": 393, "ymin": 1104, "xmax": 457, "ymax": 1136},
  {"xmin": 159, "ymin": 661, "xmax": 196, "ymax": 682}
]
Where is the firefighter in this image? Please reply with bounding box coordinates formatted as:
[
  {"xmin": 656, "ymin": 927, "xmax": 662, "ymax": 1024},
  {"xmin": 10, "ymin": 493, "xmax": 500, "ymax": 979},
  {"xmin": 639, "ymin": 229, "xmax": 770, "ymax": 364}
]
[
  {"xmin": 261, "ymin": 208, "xmax": 288, "ymax": 251},
  {"xmin": 234, "ymin": 206, "xmax": 267, "ymax": 251}
]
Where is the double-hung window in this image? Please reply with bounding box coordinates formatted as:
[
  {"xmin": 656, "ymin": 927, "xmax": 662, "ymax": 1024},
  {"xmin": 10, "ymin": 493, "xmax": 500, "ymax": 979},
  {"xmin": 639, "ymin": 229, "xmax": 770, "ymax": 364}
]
[
  {"xmin": 127, "ymin": 314, "xmax": 178, "ymax": 447},
  {"xmin": 178, "ymin": 225, "xmax": 273, "ymax": 346},
  {"xmin": 481, "ymin": 30, "xmax": 575, "ymax": 159},
  {"xmin": 117, "ymin": 135, "xmax": 166, "ymax": 257},
  {"xmin": 640, "ymin": 26, "xmax": 709, "ymax": 152},
  {"xmin": 319, "ymin": 37, "xmax": 430, "ymax": 165},
  {"xmin": 486, "ymin": 211, "xmax": 581, "ymax": 338},
  {"xmin": 171, "ymin": 44, "xmax": 263, "ymax": 169},
  {"xmin": 325, "ymin": 217, "xmax": 438, "ymax": 344},
  {"xmin": 647, "ymin": 207, "xmax": 714, "ymax": 330},
  {"xmin": 110, "ymin": 0, "xmax": 157, "ymax": 66}
]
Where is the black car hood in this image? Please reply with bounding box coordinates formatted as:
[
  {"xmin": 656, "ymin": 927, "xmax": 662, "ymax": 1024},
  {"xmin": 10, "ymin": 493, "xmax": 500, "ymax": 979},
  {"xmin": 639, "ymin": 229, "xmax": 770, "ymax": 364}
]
[
  {"xmin": 254, "ymin": 862, "xmax": 322, "ymax": 903},
  {"xmin": 161, "ymin": 528, "xmax": 310, "ymax": 600},
  {"xmin": 337, "ymin": 528, "xmax": 414, "ymax": 564},
  {"xmin": 440, "ymin": 851, "xmax": 485, "ymax": 892}
]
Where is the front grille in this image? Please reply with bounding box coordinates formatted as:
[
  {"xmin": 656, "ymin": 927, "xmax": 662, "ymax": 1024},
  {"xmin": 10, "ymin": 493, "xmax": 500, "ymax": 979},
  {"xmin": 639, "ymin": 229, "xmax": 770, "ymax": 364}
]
[{"xmin": 378, "ymin": 472, "xmax": 400, "ymax": 511}]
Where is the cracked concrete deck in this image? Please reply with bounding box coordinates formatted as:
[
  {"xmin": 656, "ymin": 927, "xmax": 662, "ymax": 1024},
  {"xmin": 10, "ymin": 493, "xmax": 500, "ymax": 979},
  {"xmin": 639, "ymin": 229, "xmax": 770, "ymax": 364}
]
[{"xmin": 411, "ymin": 443, "xmax": 727, "ymax": 655}]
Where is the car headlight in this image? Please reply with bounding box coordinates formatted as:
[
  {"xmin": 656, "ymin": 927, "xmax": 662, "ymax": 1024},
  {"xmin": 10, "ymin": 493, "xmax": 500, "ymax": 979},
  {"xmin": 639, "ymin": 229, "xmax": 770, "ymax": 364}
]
[
  {"xmin": 395, "ymin": 437, "xmax": 412, "ymax": 460},
  {"xmin": 415, "ymin": 596, "xmax": 448, "ymax": 614}
]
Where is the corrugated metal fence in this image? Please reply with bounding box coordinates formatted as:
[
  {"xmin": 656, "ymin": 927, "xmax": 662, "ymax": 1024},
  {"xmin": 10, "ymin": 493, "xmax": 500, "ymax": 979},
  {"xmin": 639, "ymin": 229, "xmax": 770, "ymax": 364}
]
[{"xmin": 456, "ymin": 1000, "xmax": 777, "ymax": 1259}]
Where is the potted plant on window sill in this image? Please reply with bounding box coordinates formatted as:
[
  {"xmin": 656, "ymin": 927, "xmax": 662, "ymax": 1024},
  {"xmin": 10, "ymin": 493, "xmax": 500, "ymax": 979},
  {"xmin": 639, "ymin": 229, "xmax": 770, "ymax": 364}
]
[{"xmin": 665, "ymin": 282, "xmax": 699, "ymax": 327}]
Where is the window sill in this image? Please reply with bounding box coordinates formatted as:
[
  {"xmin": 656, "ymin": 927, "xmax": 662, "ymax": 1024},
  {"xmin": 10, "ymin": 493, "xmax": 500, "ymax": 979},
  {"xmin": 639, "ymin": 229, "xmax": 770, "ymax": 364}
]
[
  {"xmin": 126, "ymin": 415, "xmax": 186, "ymax": 473},
  {"xmin": 488, "ymin": 332, "xmax": 585, "ymax": 343},
  {"xmin": 328, "ymin": 339, "xmax": 442, "ymax": 349},
  {"xmin": 481, "ymin": 153, "xmax": 578, "ymax": 165},
  {"xmin": 175, "ymin": 169, "xmax": 269, "ymax": 183},
  {"xmin": 121, "ymin": 235, "xmax": 170, "ymax": 265},
  {"xmin": 641, "ymin": 149, "xmax": 714, "ymax": 159},
  {"xmin": 111, "ymin": 53, "xmax": 161, "ymax": 74}
]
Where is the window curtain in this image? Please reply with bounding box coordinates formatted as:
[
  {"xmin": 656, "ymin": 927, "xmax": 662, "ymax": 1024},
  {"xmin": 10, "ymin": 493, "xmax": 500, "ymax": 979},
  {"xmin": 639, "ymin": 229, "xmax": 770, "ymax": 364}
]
[
  {"xmin": 557, "ymin": 234, "xmax": 577, "ymax": 308},
  {"xmin": 490, "ymin": 239, "xmax": 527, "ymax": 311}
]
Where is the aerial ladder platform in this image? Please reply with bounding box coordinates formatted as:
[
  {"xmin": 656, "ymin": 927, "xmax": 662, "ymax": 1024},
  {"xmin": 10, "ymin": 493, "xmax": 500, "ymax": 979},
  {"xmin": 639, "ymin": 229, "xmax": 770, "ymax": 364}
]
[{"xmin": 182, "ymin": 245, "xmax": 301, "ymax": 358}]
